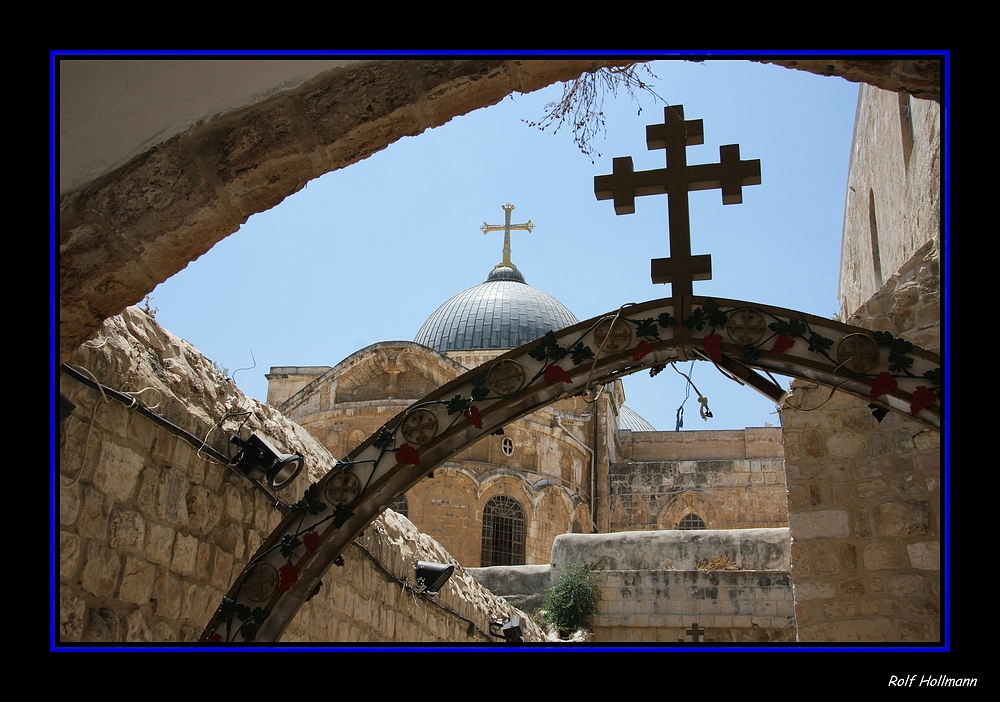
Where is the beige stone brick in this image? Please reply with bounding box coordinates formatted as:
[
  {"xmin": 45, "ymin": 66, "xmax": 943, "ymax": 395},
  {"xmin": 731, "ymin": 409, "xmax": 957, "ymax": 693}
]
[
  {"xmin": 887, "ymin": 573, "xmax": 925, "ymax": 597},
  {"xmin": 93, "ymin": 442, "xmax": 143, "ymax": 503},
  {"xmin": 838, "ymin": 578, "xmax": 865, "ymax": 597},
  {"xmin": 823, "ymin": 600, "xmax": 856, "ymax": 618},
  {"xmin": 109, "ymin": 508, "xmax": 146, "ymax": 554},
  {"xmin": 80, "ymin": 541, "xmax": 121, "ymax": 599},
  {"xmin": 78, "ymin": 486, "xmax": 110, "ymax": 542},
  {"xmin": 60, "ymin": 481, "xmax": 82, "ymax": 526},
  {"xmin": 145, "ymin": 522, "xmax": 174, "ymax": 566},
  {"xmin": 863, "ymin": 542, "xmax": 907, "ymax": 570},
  {"xmin": 875, "ymin": 500, "xmax": 930, "ymax": 537},
  {"xmin": 157, "ymin": 468, "xmax": 190, "ymax": 526},
  {"xmin": 906, "ymin": 541, "xmax": 940, "ymax": 570},
  {"xmin": 794, "ymin": 581, "xmax": 836, "ymax": 601},
  {"xmin": 171, "ymin": 532, "xmax": 199, "ymax": 576},
  {"xmin": 84, "ymin": 607, "xmax": 120, "ymax": 642},
  {"xmin": 187, "ymin": 485, "xmax": 222, "ymax": 536},
  {"xmin": 789, "ymin": 509, "xmax": 850, "ymax": 539},
  {"xmin": 60, "ymin": 530, "xmax": 82, "ymax": 581},
  {"xmin": 212, "ymin": 549, "xmax": 235, "ymax": 591},
  {"xmin": 152, "ymin": 567, "xmax": 183, "ymax": 619},
  {"xmin": 119, "ymin": 556, "xmax": 156, "ymax": 605},
  {"xmin": 59, "ymin": 586, "xmax": 86, "ymax": 642}
]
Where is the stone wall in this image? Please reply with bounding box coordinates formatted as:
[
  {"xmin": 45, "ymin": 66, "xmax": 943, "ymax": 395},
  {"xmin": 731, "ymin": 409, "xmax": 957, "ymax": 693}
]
[
  {"xmin": 608, "ymin": 428, "xmax": 788, "ymax": 531},
  {"xmin": 593, "ymin": 570, "xmax": 795, "ymax": 643},
  {"xmin": 57, "ymin": 307, "xmax": 541, "ymax": 644},
  {"xmin": 781, "ymin": 86, "xmax": 941, "ymax": 642},
  {"xmin": 781, "ymin": 246, "xmax": 941, "ymax": 642},
  {"xmin": 551, "ymin": 530, "xmax": 795, "ymax": 643}
]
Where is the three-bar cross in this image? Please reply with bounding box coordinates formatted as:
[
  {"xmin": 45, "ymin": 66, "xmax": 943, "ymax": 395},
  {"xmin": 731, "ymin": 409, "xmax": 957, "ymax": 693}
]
[{"xmin": 594, "ymin": 105, "xmax": 760, "ymax": 321}]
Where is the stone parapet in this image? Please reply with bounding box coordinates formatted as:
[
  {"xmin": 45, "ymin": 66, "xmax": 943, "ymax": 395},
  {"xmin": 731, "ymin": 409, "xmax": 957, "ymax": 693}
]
[
  {"xmin": 592, "ymin": 569, "xmax": 796, "ymax": 643},
  {"xmin": 552, "ymin": 529, "xmax": 790, "ymax": 571}
]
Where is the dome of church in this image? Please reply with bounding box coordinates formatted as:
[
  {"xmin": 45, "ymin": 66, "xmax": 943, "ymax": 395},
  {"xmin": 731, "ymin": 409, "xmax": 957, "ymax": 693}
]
[
  {"xmin": 414, "ymin": 265, "xmax": 579, "ymax": 353},
  {"xmin": 617, "ymin": 405, "xmax": 657, "ymax": 432}
]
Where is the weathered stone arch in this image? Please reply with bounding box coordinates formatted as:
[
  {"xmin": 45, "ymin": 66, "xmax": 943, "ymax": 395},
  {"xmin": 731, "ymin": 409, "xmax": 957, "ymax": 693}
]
[
  {"xmin": 59, "ymin": 57, "xmax": 943, "ymax": 364},
  {"xmin": 202, "ymin": 295, "xmax": 940, "ymax": 642},
  {"xmin": 657, "ymin": 490, "xmax": 726, "ymax": 530},
  {"xmin": 279, "ymin": 342, "xmax": 467, "ymax": 414}
]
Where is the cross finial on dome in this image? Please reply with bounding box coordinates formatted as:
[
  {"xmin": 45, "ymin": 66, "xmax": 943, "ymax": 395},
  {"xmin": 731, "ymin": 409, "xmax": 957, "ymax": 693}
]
[{"xmin": 482, "ymin": 203, "xmax": 534, "ymax": 270}]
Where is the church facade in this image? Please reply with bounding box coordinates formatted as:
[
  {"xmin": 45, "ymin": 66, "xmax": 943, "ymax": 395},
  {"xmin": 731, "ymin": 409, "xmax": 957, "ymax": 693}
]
[{"xmin": 267, "ymin": 227, "xmax": 789, "ymax": 567}]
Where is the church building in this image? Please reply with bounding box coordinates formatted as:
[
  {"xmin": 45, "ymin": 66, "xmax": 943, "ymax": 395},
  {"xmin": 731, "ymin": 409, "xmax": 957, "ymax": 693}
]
[{"xmin": 266, "ymin": 206, "xmax": 788, "ymax": 567}]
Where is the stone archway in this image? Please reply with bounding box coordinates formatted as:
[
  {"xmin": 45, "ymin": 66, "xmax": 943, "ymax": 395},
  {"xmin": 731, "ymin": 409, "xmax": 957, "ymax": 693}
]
[
  {"xmin": 57, "ymin": 57, "xmax": 943, "ymax": 364},
  {"xmin": 201, "ymin": 295, "xmax": 940, "ymax": 642},
  {"xmin": 657, "ymin": 491, "xmax": 726, "ymax": 530}
]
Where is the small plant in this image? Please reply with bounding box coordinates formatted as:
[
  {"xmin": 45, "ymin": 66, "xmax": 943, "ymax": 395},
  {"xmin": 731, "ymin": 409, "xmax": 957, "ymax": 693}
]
[
  {"xmin": 542, "ymin": 562, "xmax": 601, "ymax": 637},
  {"xmin": 141, "ymin": 295, "xmax": 158, "ymax": 318},
  {"xmin": 696, "ymin": 555, "xmax": 741, "ymax": 572}
]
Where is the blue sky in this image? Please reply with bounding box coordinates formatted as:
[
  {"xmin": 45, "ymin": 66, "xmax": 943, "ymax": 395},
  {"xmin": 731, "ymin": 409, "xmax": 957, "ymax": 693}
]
[{"xmin": 149, "ymin": 59, "xmax": 860, "ymax": 432}]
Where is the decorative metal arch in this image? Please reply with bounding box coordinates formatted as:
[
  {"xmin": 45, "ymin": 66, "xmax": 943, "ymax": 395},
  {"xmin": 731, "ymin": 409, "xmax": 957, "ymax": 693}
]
[{"xmin": 201, "ymin": 296, "xmax": 941, "ymax": 643}]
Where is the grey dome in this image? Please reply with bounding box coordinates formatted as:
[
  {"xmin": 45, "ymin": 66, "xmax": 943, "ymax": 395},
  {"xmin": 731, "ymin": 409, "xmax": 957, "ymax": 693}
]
[
  {"xmin": 617, "ymin": 405, "xmax": 657, "ymax": 432},
  {"xmin": 414, "ymin": 267, "xmax": 579, "ymax": 353}
]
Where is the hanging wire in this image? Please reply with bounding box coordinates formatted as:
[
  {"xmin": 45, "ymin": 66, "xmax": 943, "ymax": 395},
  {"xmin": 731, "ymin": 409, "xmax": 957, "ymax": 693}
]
[
  {"xmin": 671, "ymin": 361, "xmax": 712, "ymax": 425},
  {"xmin": 673, "ymin": 362, "xmax": 693, "ymax": 431},
  {"xmin": 232, "ymin": 349, "xmax": 257, "ymax": 385}
]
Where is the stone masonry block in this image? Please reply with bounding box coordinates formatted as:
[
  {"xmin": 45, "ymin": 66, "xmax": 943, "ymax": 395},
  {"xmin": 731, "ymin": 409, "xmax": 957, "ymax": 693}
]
[
  {"xmin": 793, "ymin": 581, "xmax": 836, "ymax": 601},
  {"xmin": 152, "ymin": 567, "xmax": 183, "ymax": 620},
  {"xmin": 811, "ymin": 541, "xmax": 842, "ymax": 576},
  {"xmin": 93, "ymin": 442, "xmax": 144, "ymax": 503},
  {"xmin": 875, "ymin": 500, "xmax": 930, "ymax": 537},
  {"xmin": 80, "ymin": 541, "xmax": 121, "ymax": 599},
  {"xmin": 60, "ymin": 530, "xmax": 82, "ymax": 581},
  {"xmin": 171, "ymin": 532, "xmax": 199, "ymax": 576},
  {"xmin": 60, "ymin": 585, "xmax": 87, "ymax": 642},
  {"xmin": 145, "ymin": 522, "xmax": 174, "ymax": 567},
  {"xmin": 157, "ymin": 468, "xmax": 190, "ymax": 526},
  {"xmin": 109, "ymin": 508, "xmax": 146, "ymax": 554},
  {"xmin": 78, "ymin": 486, "xmax": 111, "ymax": 542},
  {"xmin": 119, "ymin": 556, "xmax": 156, "ymax": 605},
  {"xmin": 863, "ymin": 542, "xmax": 908, "ymax": 570},
  {"xmin": 187, "ymin": 485, "xmax": 222, "ymax": 536},
  {"xmin": 887, "ymin": 574, "xmax": 925, "ymax": 597},
  {"xmin": 906, "ymin": 541, "xmax": 940, "ymax": 570},
  {"xmin": 60, "ymin": 481, "xmax": 81, "ymax": 526},
  {"xmin": 789, "ymin": 509, "xmax": 850, "ymax": 540}
]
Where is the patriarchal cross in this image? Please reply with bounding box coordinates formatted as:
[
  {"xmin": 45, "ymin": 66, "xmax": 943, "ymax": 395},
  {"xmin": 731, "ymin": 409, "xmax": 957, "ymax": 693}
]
[
  {"xmin": 594, "ymin": 105, "xmax": 761, "ymax": 321},
  {"xmin": 482, "ymin": 203, "xmax": 534, "ymax": 269}
]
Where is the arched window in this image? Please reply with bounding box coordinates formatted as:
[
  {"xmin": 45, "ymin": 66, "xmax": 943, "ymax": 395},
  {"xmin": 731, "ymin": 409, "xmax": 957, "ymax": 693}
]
[
  {"xmin": 481, "ymin": 495, "xmax": 526, "ymax": 566},
  {"xmin": 389, "ymin": 494, "xmax": 408, "ymax": 518},
  {"xmin": 677, "ymin": 513, "xmax": 706, "ymax": 530}
]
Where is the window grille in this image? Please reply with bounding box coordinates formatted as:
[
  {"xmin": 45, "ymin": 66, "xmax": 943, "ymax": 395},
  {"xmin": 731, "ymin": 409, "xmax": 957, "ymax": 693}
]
[
  {"xmin": 677, "ymin": 513, "xmax": 706, "ymax": 530},
  {"xmin": 389, "ymin": 494, "xmax": 408, "ymax": 518},
  {"xmin": 481, "ymin": 495, "xmax": 526, "ymax": 566}
]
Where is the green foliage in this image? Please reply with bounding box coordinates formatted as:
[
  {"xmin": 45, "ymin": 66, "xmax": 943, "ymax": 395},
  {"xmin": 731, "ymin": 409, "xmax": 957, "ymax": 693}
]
[{"xmin": 542, "ymin": 562, "xmax": 601, "ymax": 636}]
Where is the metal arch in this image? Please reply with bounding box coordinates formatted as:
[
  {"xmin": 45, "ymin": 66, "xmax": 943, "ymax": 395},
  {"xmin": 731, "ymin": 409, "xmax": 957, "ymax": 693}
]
[{"xmin": 201, "ymin": 296, "xmax": 941, "ymax": 643}]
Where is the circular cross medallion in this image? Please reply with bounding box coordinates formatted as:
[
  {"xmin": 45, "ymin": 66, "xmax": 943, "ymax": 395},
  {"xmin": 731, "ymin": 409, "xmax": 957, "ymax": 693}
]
[
  {"xmin": 402, "ymin": 409, "xmax": 438, "ymax": 445},
  {"xmin": 324, "ymin": 471, "xmax": 361, "ymax": 506},
  {"xmin": 488, "ymin": 359, "xmax": 526, "ymax": 397},
  {"xmin": 836, "ymin": 334, "xmax": 881, "ymax": 373},
  {"xmin": 726, "ymin": 308, "xmax": 767, "ymax": 346},
  {"xmin": 501, "ymin": 436, "xmax": 514, "ymax": 456},
  {"xmin": 242, "ymin": 562, "xmax": 279, "ymax": 602},
  {"xmin": 594, "ymin": 319, "xmax": 633, "ymax": 355}
]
